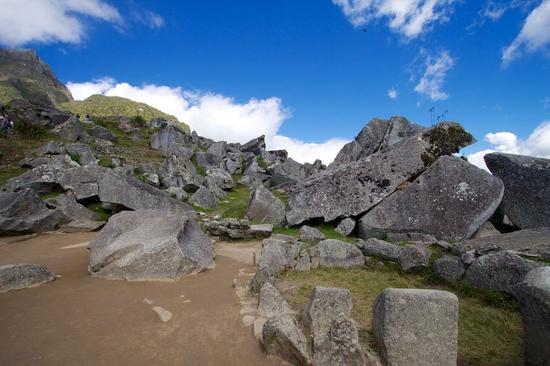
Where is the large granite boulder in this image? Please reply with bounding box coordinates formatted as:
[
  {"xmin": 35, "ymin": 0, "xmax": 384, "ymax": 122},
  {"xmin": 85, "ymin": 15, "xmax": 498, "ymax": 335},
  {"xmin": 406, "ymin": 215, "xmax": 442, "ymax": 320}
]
[
  {"xmin": 189, "ymin": 186, "xmax": 218, "ymax": 209},
  {"xmin": 0, "ymin": 264, "xmax": 55, "ymax": 293},
  {"xmin": 65, "ymin": 143, "xmax": 97, "ymax": 166},
  {"xmin": 398, "ymin": 245, "xmax": 431, "ymax": 272},
  {"xmin": 286, "ymin": 122, "xmax": 474, "ymax": 226},
  {"xmin": 246, "ymin": 185, "xmax": 286, "ymax": 227},
  {"xmin": 358, "ymin": 155, "xmax": 503, "ymax": 241},
  {"xmin": 310, "ymin": 240, "xmax": 365, "ymax": 269},
  {"xmin": 251, "ymin": 236, "xmax": 300, "ymax": 292},
  {"xmin": 4, "ymin": 165, "xmax": 63, "ymax": 194},
  {"xmin": 48, "ymin": 193, "xmax": 99, "ymax": 222},
  {"xmin": 262, "ymin": 314, "xmax": 311, "ymax": 365},
  {"xmin": 89, "ymin": 210, "xmax": 213, "ymax": 281},
  {"xmin": 299, "ymin": 225, "xmax": 326, "ymax": 241},
  {"xmin": 516, "ymin": 267, "xmax": 550, "ymax": 365},
  {"xmin": 465, "ymin": 251, "xmax": 540, "ymax": 295},
  {"xmin": 314, "ymin": 313, "xmax": 366, "ymax": 366},
  {"xmin": 268, "ymin": 158, "xmax": 309, "ymax": 183},
  {"xmin": 257, "ymin": 282, "xmax": 293, "ymax": 318},
  {"xmin": 462, "ymin": 227, "xmax": 550, "ymax": 260},
  {"xmin": 331, "ymin": 116, "xmax": 425, "ymax": 168},
  {"xmin": 359, "ymin": 238, "xmax": 402, "ymax": 261},
  {"xmin": 0, "ymin": 189, "xmax": 61, "ymax": 234},
  {"xmin": 159, "ymin": 147, "xmax": 203, "ymax": 191},
  {"xmin": 335, "ymin": 217, "xmax": 356, "ymax": 237},
  {"xmin": 205, "ymin": 168, "xmax": 233, "ymax": 190},
  {"xmin": 90, "ymin": 124, "xmax": 116, "ymax": 142},
  {"xmin": 303, "ymin": 286, "xmax": 353, "ymax": 336},
  {"xmin": 52, "ymin": 116, "xmax": 92, "ymax": 142},
  {"xmin": 373, "ymin": 288, "xmax": 459, "ymax": 366},
  {"xmin": 150, "ymin": 124, "xmax": 190, "ymax": 152},
  {"xmin": 240, "ymin": 135, "xmax": 266, "ymax": 155},
  {"xmin": 206, "ymin": 141, "xmax": 227, "ymax": 156},
  {"xmin": 194, "ymin": 151, "xmax": 224, "ymax": 170},
  {"xmin": 485, "ymin": 153, "xmax": 550, "ymax": 229},
  {"xmin": 433, "ymin": 255, "xmax": 465, "ymax": 282}
]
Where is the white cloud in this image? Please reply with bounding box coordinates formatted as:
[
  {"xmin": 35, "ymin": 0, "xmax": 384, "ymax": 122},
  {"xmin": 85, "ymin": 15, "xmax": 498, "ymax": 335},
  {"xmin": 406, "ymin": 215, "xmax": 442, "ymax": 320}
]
[
  {"xmin": 66, "ymin": 78, "xmax": 349, "ymax": 164},
  {"xmin": 132, "ymin": 10, "xmax": 165, "ymax": 29},
  {"xmin": 332, "ymin": 0, "xmax": 456, "ymax": 38},
  {"xmin": 414, "ymin": 50, "xmax": 454, "ymax": 101},
  {"xmin": 467, "ymin": 121, "xmax": 550, "ymax": 170},
  {"xmin": 0, "ymin": 0, "xmax": 121, "ymax": 46},
  {"xmin": 502, "ymin": 0, "xmax": 550, "ymax": 66},
  {"xmin": 388, "ymin": 87, "xmax": 398, "ymax": 99}
]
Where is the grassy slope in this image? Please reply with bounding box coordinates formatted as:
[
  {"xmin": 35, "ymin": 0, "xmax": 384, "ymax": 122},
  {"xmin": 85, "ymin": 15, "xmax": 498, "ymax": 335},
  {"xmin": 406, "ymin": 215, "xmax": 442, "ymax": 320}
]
[
  {"xmin": 277, "ymin": 262, "xmax": 523, "ymax": 366},
  {"xmin": 59, "ymin": 95, "xmax": 190, "ymax": 133}
]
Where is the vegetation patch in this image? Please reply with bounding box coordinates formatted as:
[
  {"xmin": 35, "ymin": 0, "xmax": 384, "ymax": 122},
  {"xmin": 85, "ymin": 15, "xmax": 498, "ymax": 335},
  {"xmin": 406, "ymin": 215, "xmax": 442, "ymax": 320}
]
[
  {"xmin": 199, "ymin": 185, "xmax": 251, "ymax": 219},
  {"xmin": 84, "ymin": 202, "xmax": 112, "ymax": 222},
  {"xmin": 277, "ymin": 263, "xmax": 523, "ymax": 366},
  {"xmin": 274, "ymin": 223, "xmax": 356, "ymax": 243}
]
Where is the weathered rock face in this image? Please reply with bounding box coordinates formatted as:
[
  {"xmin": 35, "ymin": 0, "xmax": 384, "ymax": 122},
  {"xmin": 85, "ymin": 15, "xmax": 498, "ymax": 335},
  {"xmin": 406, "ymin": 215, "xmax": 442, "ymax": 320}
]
[
  {"xmin": 0, "ymin": 263, "xmax": 55, "ymax": 293},
  {"xmin": 310, "ymin": 240, "xmax": 365, "ymax": 269},
  {"xmin": 262, "ymin": 314, "xmax": 311, "ymax": 365},
  {"xmin": 516, "ymin": 267, "xmax": 550, "ymax": 366},
  {"xmin": 359, "ymin": 238, "xmax": 402, "ymax": 261},
  {"xmin": 251, "ymin": 236, "xmax": 300, "ymax": 292},
  {"xmin": 206, "ymin": 141, "xmax": 227, "ymax": 156},
  {"xmin": 90, "ymin": 125, "xmax": 116, "ymax": 142},
  {"xmin": 205, "ymin": 168, "xmax": 233, "ymax": 190},
  {"xmin": 373, "ymin": 288, "xmax": 459, "ymax": 366},
  {"xmin": 52, "ymin": 117, "xmax": 92, "ymax": 142},
  {"xmin": 465, "ymin": 251, "xmax": 540, "ymax": 295},
  {"xmin": 150, "ymin": 124, "xmax": 190, "ymax": 152},
  {"xmin": 189, "ymin": 186, "xmax": 218, "ymax": 209},
  {"xmin": 433, "ymin": 255, "xmax": 465, "ymax": 282},
  {"xmin": 484, "ymin": 153, "xmax": 550, "ymax": 229},
  {"xmin": 299, "ymin": 225, "xmax": 326, "ymax": 241},
  {"xmin": 286, "ymin": 122, "xmax": 474, "ymax": 226},
  {"xmin": 335, "ymin": 217, "xmax": 356, "ymax": 237},
  {"xmin": 399, "ymin": 245, "xmax": 431, "ymax": 272},
  {"xmin": 89, "ymin": 210, "xmax": 213, "ymax": 281},
  {"xmin": 60, "ymin": 219, "xmax": 105, "ymax": 233},
  {"xmin": 257, "ymin": 283, "xmax": 293, "ymax": 318},
  {"xmin": 195, "ymin": 151, "xmax": 225, "ymax": 170},
  {"xmin": 246, "ymin": 185, "xmax": 286, "ymax": 227},
  {"xmin": 0, "ymin": 189, "xmax": 61, "ymax": 234},
  {"xmin": 65, "ymin": 143, "xmax": 97, "ymax": 166},
  {"xmin": 359, "ymin": 155, "xmax": 503, "ymax": 242},
  {"xmin": 463, "ymin": 227, "xmax": 550, "ymax": 260},
  {"xmin": 240, "ymin": 135, "xmax": 266, "ymax": 155},
  {"xmin": 268, "ymin": 158, "xmax": 310, "ymax": 184},
  {"xmin": 303, "ymin": 286, "xmax": 353, "ymax": 336},
  {"xmin": 331, "ymin": 116, "xmax": 425, "ymax": 168},
  {"xmin": 4, "ymin": 165, "xmax": 63, "ymax": 194},
  {"xmin": 159, "ymin": 147, "xmax": 203, "ymax": 191},
  {"xmin": 48, "ymin": 193, "xmax": 99, "ymax": 222}
]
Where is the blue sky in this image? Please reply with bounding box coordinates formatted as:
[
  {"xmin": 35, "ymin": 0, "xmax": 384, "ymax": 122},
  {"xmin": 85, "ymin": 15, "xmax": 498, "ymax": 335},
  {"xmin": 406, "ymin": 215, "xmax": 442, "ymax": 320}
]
[{"xmin": 0, "ymin": 0, "xmax": 549, "ymax": 166}]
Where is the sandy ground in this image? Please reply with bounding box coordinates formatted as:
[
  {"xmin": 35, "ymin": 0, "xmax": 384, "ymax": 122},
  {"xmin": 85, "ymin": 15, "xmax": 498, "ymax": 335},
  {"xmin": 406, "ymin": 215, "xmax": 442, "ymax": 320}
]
[{"xmin": 0, "ymin": 232, "xmax": 281, "ymax": 366}]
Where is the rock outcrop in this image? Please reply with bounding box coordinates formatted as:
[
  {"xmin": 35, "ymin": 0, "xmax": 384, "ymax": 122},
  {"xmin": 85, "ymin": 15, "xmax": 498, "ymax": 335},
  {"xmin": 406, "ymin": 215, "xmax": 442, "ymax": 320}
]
[
  {"xmin": 484, "ymin": 153, "xmax": 550, "ymax": 229},
  {"xmin": 262, "ymin": 315, "xmax": 311, "ymax": 365},
  {"xmin": 246, "ymin": 185, "xmax": 286, "ymax": 227},
  {"xmin": 0, "ymin": 189, "xmax": 61, "ymax": 234},
  {"xmin": 89, "ymin": 210, "xmax": 214, "ymax": 281},
  {"xmin": 310, "ymin": 240, "xmax": 365, "ymax": 269}
]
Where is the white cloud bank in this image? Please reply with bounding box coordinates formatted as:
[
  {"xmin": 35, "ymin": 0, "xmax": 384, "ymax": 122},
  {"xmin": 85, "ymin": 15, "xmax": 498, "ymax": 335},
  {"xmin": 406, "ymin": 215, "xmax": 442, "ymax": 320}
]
[
  {"xmin": 331, "ymin": 0, "xmax": 456, "ymax": 39},
  {"xmin": 502, "ymin": 0, "xmax": 550, "ymax": 66},
  {"xmin": 467, "ymin": 120, "xmax": 550, "ymax": 170},
  {"xmin": 414, "ymin": 50, "xmax": 455, "ymax": 101},
  {"xmin": 66, "ymin": 78, "xmax": 349, "ymax": 164},
  {"xmin": 0, "ymin": 0, "xmax": 121, "ymax": 46}
]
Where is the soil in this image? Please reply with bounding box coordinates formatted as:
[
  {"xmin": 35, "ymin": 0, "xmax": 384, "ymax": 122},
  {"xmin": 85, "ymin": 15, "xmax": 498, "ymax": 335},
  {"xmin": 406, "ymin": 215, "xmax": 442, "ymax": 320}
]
[{"xmin": 0, "ymin": 233, "xmax": 281, "ymax": 366}]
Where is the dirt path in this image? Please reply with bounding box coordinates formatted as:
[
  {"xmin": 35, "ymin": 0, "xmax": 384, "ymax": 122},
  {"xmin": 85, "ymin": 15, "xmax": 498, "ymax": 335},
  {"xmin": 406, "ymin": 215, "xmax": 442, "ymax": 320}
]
[{"xmin": 0, "ymin": 233, "xmax": 280, "ymax": 366}]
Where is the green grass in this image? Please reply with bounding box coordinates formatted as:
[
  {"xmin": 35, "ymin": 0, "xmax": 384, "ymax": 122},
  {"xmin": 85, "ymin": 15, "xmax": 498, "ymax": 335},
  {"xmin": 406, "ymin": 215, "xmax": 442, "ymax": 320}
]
[
  {"xmin": 0, "ymin": 165, "xmax": 25, "ymax": 187},
  {"xmin": 59, "ymin": 94, "xmax": 190, "ymax": 133},
  {"xmin": 39, "ymin": 191, "xmax": 62, "ymax": 200},
  {"xmin": 272, "ymin": 190, "xmax": 289, "ymax": 206},
  {"xmin": 277, "ymin": 263, "xmax": 523, "ymax": 366},
  {"xmin": 84, "ymin": 202, "xmax": 112, "ymax": 222},
  {"xmin": 257, "ymin": 156, "xmax": 269, "ymax": 170},
  {"xmin": 199, "ymin": 185, "xmax": 251, "ymax": 219}
]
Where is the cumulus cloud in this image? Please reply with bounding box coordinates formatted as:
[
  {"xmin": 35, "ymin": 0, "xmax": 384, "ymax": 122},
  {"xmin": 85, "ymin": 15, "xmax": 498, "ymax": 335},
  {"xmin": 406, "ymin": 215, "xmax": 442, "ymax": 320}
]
[
  {"xmin": 414, "ymin": 50, "xmax": 454, "ymax": 101},
  {"xmin": 66, "ymin": 78, "xmax": 349, "ymax": 164},
  {"xmin": 467, "ymin": 121, "xmax": 550, "ymax": 170},
  {"xmin": 332, "ymin": 0, "xmax": 456, "ymax": 38},
  {"xmin": 502, "ymin": 0, "xmax": 550, "ymax": 66},
  {"xmin": 388, "ymin": 88, "xmax": 398, "ymax": 99},
  {"xmin": 0, "ymin": 0, "xmax": 121, "ymax": 46}
]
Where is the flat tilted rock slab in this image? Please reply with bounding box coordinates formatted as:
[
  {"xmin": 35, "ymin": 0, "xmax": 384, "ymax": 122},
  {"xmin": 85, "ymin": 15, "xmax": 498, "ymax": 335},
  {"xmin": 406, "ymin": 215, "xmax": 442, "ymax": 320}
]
[
  {"xmin": 373, "ymin": 288, "xmax": 458, "ymax": 366},
  {"xmin": 485, "ymin": 153, "xmax": 550, "ymax": 229},
  {"xmin": 286, "ymin": 122, "xmax": 474, "ymax": 226},
  {"xmin": 89, "ymin": 210, "xmax": 214, "ymax": 281},
  {"xmin": 0, "ymin": 263, "xmax": 55, "ymax": 293},
  {"xmin": 359, "ymin": 155, "xmax": 503, "ymax": 241}
]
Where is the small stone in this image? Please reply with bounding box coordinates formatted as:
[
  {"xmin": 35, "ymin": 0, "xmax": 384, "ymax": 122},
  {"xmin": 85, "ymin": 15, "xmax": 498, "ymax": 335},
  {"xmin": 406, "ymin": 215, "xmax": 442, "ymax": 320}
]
[
  {"xmin": 433, "ymin": 255, "xmax": 465, "ymax": 282},
  {"xmin": 152, "ymin": 306, "xmax": 173, "ymax": 322},
  {"xmin": 399, "ymin": 245, "xmax": 431, "ymax": 272},
  {"xmin": 299, "ymin": 225, "xmax": 326, "ymax": 241}
]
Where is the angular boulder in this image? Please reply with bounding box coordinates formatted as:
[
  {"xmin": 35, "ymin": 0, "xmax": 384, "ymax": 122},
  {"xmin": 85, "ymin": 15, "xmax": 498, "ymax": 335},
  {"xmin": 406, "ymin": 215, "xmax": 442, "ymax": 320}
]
[
  {"xmin": 399, "ymin": 245, "xmax": 431, "ymax": 272},
  {"xmin": 287, "ymin": 122, "xmax": 474, "ymax": 226},
  {"xmin": 433, "ymin": 255, "xmax": 465, "ymax": 282},
  {"xmin": 310, "ymin": 240, "xmax": 365, "ymax": 269},
  {"xmin": 159, "ymin": 147, "xmax": 203, "ymax": 190},
  {"xmin": 240, "ymin": 135, "xmax": 266, "ymax": 155},
  {"xmin": 246, "ymin": 185, "xmax": 286, "ymax": 227},
  {"xmin": 335, "ymin": 217, "xmax": 356, "ymax": 237},
  {"xmin": 150, "ymin": 124, "xmax": 190, "ymax": 152},
  {"xmin": 485, "ymin": 153, "xmax": 550, "ymax": 229},
  {"xmin": 48, "ymin": 193, "xmax": 99, "ymax": 222},
  {"xmin": 303, "ymin": 286, "xmax": 353, "ymax": 336},
  {"xmin": 205, "ymin": 168, "xmax": 233, "ymax": 190},
  {"xmin": 0, "ymin": 189, "xmax": 61, "ymax": 234},
  {"xmin": 4, "ymin": 165, "xmax": 63, "ymax": 194},
  {"xmin": 373, "ymin": 288, "xmax": 459, "ymax": 366},
  {"xmin": 0, "ymin": 263, "xmax": 55, "ymax": 293},
  {"xmin": 90, "ymin": 125, "xmax": 116, "ymax": 142},
  {"xmin": 262, "ymin": 314, "xmax": 311, "ymax": 365},
  {"xmin": 516, "ymin": 267, "xmax": 550, "ymax": 366},
  {"xmin": 257, "ymin": 282, "xmax": 293, "ymax": 318},
  {"xmin": 251, "ymin": 236, "xmax": 300, "ymax": 292},
  {"xmin": 359, "ymin": 155, "xmax": 503, "ymax": 241},
  {"xmin": 189, "ymin": 186, "xmax": 218, "ymax": 209},
  {"xmin": 65, "ymin": 143, "xmax": 97, "ymax": 166},
  {"xmin": 89, "ymin": 210, "xmax": 214, "ymax": 281},
  {"xmin": 299, "ymin": 225, "xmax": 326, "ymax": 241},
  {"xmin": 359, "ymin": 238, "xmax": 402, "ymax": 261}
]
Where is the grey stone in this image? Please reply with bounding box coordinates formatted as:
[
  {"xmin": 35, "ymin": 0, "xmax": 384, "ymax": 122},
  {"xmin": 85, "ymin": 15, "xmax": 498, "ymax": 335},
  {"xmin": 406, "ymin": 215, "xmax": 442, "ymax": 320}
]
[
  {"xmin": 240, "ymin": 135, "xmax": 266, "ymax": 155},
  {"xmin": 164, "ymin": 186, "xmax": 188, "ymax": 201},
  {"xmin": 516, "ymin": 267, "xmax": 550, "ymax": 366},
  {"xmin": 207, "ymin": 141, "xmax": 227, "ymax": 156},
  {"xmin": 0, "ymin": 189, "xmax": 61, "ymax": 234},
  {"xmin": 310, "ymin": 240, "xmax": 365, "ymax": 269},
  {"xmin": 485, "ymin": 153, "xmax": 550, "ymax": 229},
  {"xmin": 299, "ymin": 225, "xmax": 326, "ymax": 241},
  {"xmin": 464, "ymin": 227, "xmax": 550, "ymax": 260},
  {"xmin": 19, "ymin": 154, "xmax": 79, "ymax": 170},
  {"xmin": 359, "ymin": 238, "xmax": 402, "ymax": 261},
  {"xmin": 472, "ymin": 221, "xmax": 501, "ymax": 239},
  {"xmin": 52, "ymin": 117, "xmax": 92, "ymax": 142},
  {"xmin": 189, "ymin": 186, "xmax": 218, "ymax": 209},
  {"xmin": 206, "ymin": 168, "xmax": 233, "ymax": 190},
  {"xmin": 399, "ymin": 245, "xmax": 431, "ymax": 272},
  {"xmin": 4, "ymin": 165, "xmax": 63, "ymax": 194},
  {"xmin": 60, "ymin": 219, "xmax": 106, "ymax": 233},
  {"xmin": 287, "ymin": 122, "xmax": 474, "ymax": 226},
  {"xmin": 313, "ymin": 313, "xmax": 366, "ymax": 366},
  {"xmin": 262, "ymin": 314, "xmax": 311, "ymax": 365},
  {"xmin": 194, "ymin": 151, "xmax": 224, "ymax": 170},
  {"xmin": 335, "ymin": 218, "xmax": 356, "ymax": 237},
  {"xmin": 433, "ymin": 255, "xmax": 465, "ymax": 282},
  {"xmin": 48, "ymin": 193, "xmax": 99, "ymax": 222},
  {"xmin": 303, "ymin": 286, "xmax": 353, "ymax": 337},
  {"xmin": 89, "ymin": 210, "xmax": 214, "ymax": 281},
  {"xmin": 248, "ymin": 224, "xmax": 273, "ymax": 239},
  {"xmin": 159, "ymin": 147, "xmax": 203, "ymax": 190},
  {"xmin": 268, "ymin": 158, "xmax": 308, "ymax": 183},
  {"xmin": 373, "ymin": 288, "xmax": 458, "ymax": 366},
  {"xmin": 150, "ymin": 124, "xmax": 190, "ymax": 152},
  {"xmin": 251, "ymin": 237, "xmax": 300, "ymax": 292},
  {"xmin": 246, "ymin": 185, "xmax": 286, "ymax": 227},
  {"xmin": 295, "ymin": 252, "xmax": 312, "ymax": 272},
  {"xmin": 0, "ymin": 264, "xmax": 55, "ymax": 293},
  {"xmin": 359, "ymin": 155, "xmax": 504, "ymax": 242},
  {"xmin": 224, "ymin": 158, "xmax": 242, "ymax": 175},
  {"xmin": 40, "ymin": 141, "xmax": 64, "ymax": 155},
  {"xmin": 465, "ymin": 251, "xmax": 540, "ymax": 295},
  {"xmin": 90, "ymin": 125, "xmax": 116, "ymax": 142},
  {"xmin": 65, "ymin": 143, "xmax": 97, "ymax": 166},
  {"xmin": 257, "ymin": 282, "xmax": 293, "ymax": 318}
]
